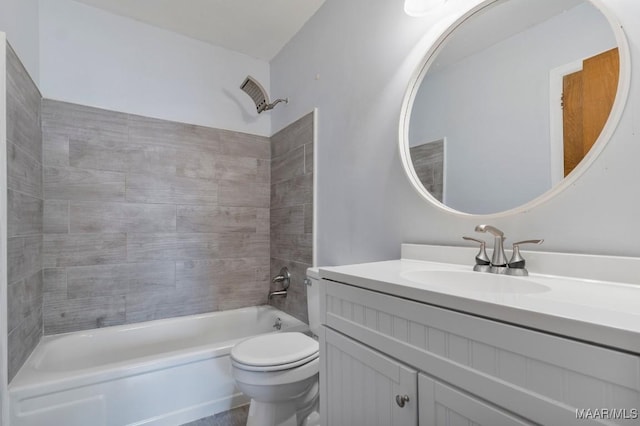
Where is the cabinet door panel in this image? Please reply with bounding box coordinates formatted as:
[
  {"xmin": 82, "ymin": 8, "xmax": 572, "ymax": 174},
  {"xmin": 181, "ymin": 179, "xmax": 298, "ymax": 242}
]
[
  {"xmin": 419, "ymin": 374, "xmax": 534, "ymax": 426},
  {"xmin": 322, "ymin": 327, "xmax": 417, "ymax": 426}
]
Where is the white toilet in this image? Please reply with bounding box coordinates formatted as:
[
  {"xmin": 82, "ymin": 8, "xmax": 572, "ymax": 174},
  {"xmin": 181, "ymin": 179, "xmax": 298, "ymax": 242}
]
[{"xmin": 231, "ymin": 268, "xmax": 321, "ymax": 426}]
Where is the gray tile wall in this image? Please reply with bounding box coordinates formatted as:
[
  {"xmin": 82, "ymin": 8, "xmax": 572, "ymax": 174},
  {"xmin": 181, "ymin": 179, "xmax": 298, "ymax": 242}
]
[
  {"xmin": 42, "ymin": 100, "xmax": 271, "ymax": 334},
  {"xmin": 269, "ymin": 113, "xmax": 314, "ymax": 322},
  {"xmin": 410, "ymin": 140, "xmax": 444, "ymax": 202},
  {"xmin": 6, "ymin": 42, "xmax": 44, "ymax": 381}
]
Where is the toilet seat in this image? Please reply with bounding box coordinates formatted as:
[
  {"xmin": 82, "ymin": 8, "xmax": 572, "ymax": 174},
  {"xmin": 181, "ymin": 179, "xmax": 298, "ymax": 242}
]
[
  {"xmin": 232, "ymin": 357, "xmax": 319, "ymax": 388},
  {"xmin": 231, "ymin": 332, "xmax": 319, "ymax": 372},
  {"xmin": 232, "ymin": 351, "xmax": 319, "ymax": 372}
]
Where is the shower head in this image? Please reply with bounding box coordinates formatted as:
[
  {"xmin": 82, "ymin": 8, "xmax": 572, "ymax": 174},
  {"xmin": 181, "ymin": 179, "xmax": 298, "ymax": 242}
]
[{"xmin": 240, "ymin": 76, "xmax": 288, "ymax": 113}]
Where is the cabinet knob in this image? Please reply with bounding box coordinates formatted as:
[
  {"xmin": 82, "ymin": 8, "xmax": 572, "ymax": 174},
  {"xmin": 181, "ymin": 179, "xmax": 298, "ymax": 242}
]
[{"xmin": 395, "ymin": 394, "xmax": 410, "ymax": 408}]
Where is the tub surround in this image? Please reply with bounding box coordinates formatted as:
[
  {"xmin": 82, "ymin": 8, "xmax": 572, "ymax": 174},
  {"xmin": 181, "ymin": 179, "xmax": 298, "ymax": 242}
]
[
  {"xmin": 6, "ymin": 41, "xmax": 43, "ymax": 382},
  {"xmin": 269, "ymin": 112, "xmax": 314, "ymax": 323},
  {"xmin": 42, "ymin": 100, "xmax": 271, "ymax": 334}
]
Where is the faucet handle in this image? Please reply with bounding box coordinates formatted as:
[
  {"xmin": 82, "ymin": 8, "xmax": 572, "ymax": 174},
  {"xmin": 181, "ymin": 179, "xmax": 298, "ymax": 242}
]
[
  {"xmin": 508, "ymin": 239, "xmax": 544, "ymax": 269},
  {"xmin": 462, "ymin": 236, "xmax": 491, "ymax": 266},
  {"xmin": 271, "ymin": 267, "xmax": 291, "ymax": 289}
]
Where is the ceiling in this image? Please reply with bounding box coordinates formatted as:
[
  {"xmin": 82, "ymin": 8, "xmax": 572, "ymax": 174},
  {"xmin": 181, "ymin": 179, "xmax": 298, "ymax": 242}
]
[{"xmin": 72, "ymin": 0, "xmax": 326, "ymax": 61}]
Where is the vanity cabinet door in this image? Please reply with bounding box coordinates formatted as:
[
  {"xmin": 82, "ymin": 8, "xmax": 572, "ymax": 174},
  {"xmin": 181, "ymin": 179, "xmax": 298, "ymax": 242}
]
[
  {"xmin": 322, "ymin": 327, "xmax": 418, "ymax": 426},
  {"xmin": 419, "ymin": 374, "xmax": 534, "ymax": 426}
]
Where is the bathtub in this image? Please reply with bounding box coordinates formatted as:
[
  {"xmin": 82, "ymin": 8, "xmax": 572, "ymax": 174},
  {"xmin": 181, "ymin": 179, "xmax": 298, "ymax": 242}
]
[{"xmin": 9, "ymin": 305, "xmax": 308, "ymax": 426}]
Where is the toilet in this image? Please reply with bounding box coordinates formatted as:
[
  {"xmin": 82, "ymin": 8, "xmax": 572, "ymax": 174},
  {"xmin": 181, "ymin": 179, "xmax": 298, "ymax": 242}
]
[{"xmin": 231, "ymin": 268, "xmax": 321, "ymax": 426}]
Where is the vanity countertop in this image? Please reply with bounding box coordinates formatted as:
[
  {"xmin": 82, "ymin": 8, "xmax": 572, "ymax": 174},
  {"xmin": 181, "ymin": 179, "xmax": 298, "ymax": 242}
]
[{"xmin": 319, "ymin": 253, "xmax": 640, "ymax": 354}]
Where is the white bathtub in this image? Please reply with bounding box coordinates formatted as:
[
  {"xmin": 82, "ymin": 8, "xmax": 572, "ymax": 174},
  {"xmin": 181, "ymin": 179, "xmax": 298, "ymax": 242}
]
[{"xmin": 9, "ymin": 305, "xmax": 308, "ymax": 426}]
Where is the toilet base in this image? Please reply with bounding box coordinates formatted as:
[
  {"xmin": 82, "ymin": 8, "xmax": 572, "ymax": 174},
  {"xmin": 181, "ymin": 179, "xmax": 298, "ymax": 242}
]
[
  {"xmin": 296, "ymin": 382, "xmax": 319, "ymax": 425},
  {"xmin": 246, "ymin": 400, "xmax": 298, "ymax": 426},
  {"xmin": 244, "ymin": 382, "xmax": 319, "ymax": 426},
  {"xmin": 245, "ymin": 400, "xmax": 320, "ymax": 426},
  {"xmin": 301, "ymin": 411, "xmax": 320, "ymax": 426}
]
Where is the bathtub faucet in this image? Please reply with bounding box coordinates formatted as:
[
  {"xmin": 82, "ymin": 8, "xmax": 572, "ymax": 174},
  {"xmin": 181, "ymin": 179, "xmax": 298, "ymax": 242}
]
[
  {"xmin": 271, "ymin": 267, "xmax": 291, "ymax": 288},
  {"xmin": 268, "ymin": 290, "xmax": 287, "ymax": 300},
  {"xmin": 269, "ymin": 267, "xmax": 291, "ymax": 300}
]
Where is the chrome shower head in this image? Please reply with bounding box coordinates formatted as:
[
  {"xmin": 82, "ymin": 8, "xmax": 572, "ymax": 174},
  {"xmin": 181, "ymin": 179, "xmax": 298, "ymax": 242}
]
[{"xmin": 240, "ymin": 76, "xmax": 288, "ymax": 113}]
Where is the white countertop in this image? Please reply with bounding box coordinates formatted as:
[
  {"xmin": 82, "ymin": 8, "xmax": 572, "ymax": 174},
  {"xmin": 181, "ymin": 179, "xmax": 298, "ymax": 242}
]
[{"xmin": 319, "ymin": 255, "xmax": 640, "ymax": 354}]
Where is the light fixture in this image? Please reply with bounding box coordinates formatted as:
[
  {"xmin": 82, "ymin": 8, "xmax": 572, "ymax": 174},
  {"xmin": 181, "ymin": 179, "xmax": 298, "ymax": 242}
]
[{"xmin": 404, "ymin": 0, "xmax": 446, "ymax": 16}]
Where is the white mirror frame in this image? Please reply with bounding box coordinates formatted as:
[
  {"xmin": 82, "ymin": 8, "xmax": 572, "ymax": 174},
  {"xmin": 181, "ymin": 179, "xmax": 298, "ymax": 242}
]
[{"xmin": 399, "ymin": 0, "xmax": 631, "ymax": 218}]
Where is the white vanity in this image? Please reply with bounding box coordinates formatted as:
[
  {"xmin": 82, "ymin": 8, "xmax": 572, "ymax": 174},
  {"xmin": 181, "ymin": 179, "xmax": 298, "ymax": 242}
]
[{"xmin": 317, "ymin": 244, "xmax": 640, "ymax": 425}]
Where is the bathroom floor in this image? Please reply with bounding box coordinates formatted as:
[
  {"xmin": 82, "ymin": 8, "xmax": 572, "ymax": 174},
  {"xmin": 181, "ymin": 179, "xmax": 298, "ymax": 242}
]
[{"xmin": 181, "ymin": 405, "xmax": 249, "ymax": 426}]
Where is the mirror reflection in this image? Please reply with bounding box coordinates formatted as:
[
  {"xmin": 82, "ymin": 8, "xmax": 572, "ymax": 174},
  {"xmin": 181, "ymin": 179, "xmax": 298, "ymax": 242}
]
[{"xmin": 407, "ymin": 0, "xmax": 620, "ymax": 214}]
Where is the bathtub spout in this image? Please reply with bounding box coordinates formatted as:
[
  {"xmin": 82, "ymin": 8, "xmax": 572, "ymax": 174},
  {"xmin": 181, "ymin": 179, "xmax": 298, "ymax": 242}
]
[{"xmin": 268, "ymin": 290, "xmax": 287, "ymax": 300}]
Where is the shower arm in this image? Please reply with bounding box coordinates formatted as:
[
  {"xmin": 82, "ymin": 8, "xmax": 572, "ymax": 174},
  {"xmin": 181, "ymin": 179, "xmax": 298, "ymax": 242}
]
[{"xmin": 261, "ymin": 98, "xmax": 289, "ymax": 112}]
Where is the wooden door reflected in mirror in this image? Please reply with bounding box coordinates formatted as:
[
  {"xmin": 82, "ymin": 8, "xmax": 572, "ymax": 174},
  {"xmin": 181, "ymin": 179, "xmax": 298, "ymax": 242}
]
[{"xmin": 563, "ymin": 48, "xmax": 619, "ymax": 176}]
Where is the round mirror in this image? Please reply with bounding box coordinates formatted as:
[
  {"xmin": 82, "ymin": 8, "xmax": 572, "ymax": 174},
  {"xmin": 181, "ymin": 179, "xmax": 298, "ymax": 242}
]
[{"xmin": 400, "ymin": 0, "xmax": 629, "ymax": 215}]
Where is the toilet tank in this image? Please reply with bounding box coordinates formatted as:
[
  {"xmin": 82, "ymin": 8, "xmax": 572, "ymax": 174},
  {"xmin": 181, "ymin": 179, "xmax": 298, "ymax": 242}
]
[{"xmin": 306, "ymin": 267, "xmax": 321, "ymax": 336}]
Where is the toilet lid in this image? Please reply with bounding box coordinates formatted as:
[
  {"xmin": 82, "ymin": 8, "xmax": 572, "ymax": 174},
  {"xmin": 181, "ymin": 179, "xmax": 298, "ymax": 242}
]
[{"xmin": 231, "ymin": 332, "xmax": 319, "ymax": 368}]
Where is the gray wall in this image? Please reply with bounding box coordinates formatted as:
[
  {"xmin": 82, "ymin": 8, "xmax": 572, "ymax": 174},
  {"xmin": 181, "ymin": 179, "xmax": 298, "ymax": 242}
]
[
  {"xmin": 6, "ymin": 42, "xmax": 43, "ymax": 381},
  {"xmin": 42, "ymin": 100, "xmax": 271, "ymax": 334},
  {"xmin": 269, "ymin": 113, "xmax": 313, "ymax": 323}
]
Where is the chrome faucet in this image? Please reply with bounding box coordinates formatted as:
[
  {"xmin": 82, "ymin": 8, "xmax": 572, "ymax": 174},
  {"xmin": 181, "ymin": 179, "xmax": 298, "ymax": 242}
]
[
  {"xmin": 268, "ymin": 267, "xmax": 291, "ymax": 299},
  {"xmin": 271, "ymin": 267, "xmax": 291, "ymax": 287},
  {"xmin": 475, "ymin": 224, "xmax": 507, "ymax": 270},
  {"xmin": 268, "ymin": 290, "xmax": 288, "ymax": 300},
  {"xmin": 466, "ymin": 225, "xmax": 543, "ymax": 276}
]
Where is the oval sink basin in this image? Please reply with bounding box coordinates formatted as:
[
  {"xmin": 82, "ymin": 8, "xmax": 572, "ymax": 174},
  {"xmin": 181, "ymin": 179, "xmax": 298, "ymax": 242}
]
[{"xmin": 400, "ymin": 270, "xmax": 550, "ymax": 294}]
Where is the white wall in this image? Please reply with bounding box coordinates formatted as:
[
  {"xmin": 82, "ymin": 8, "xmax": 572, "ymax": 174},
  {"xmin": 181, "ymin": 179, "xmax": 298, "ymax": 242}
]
[
  {"xmin": 409, "ymin": 3, "xmax": 616, "ymax": 214},
  {"xmin": 39, "ymin": 0, "xmax": 271, "ymax": 136},
  {"xmin": 0, "ymin": 0, "xmax": 39, "ymax": 84},
  {"xmin": 271, "ymin": 0, "xmax": 640, "ymax": 266}
]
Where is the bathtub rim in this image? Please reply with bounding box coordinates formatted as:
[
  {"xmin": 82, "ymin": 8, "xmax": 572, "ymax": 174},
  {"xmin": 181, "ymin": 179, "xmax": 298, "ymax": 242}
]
[{"xmin": 9, "ymin": 305, "xmax": 308, "ymax": 395}]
